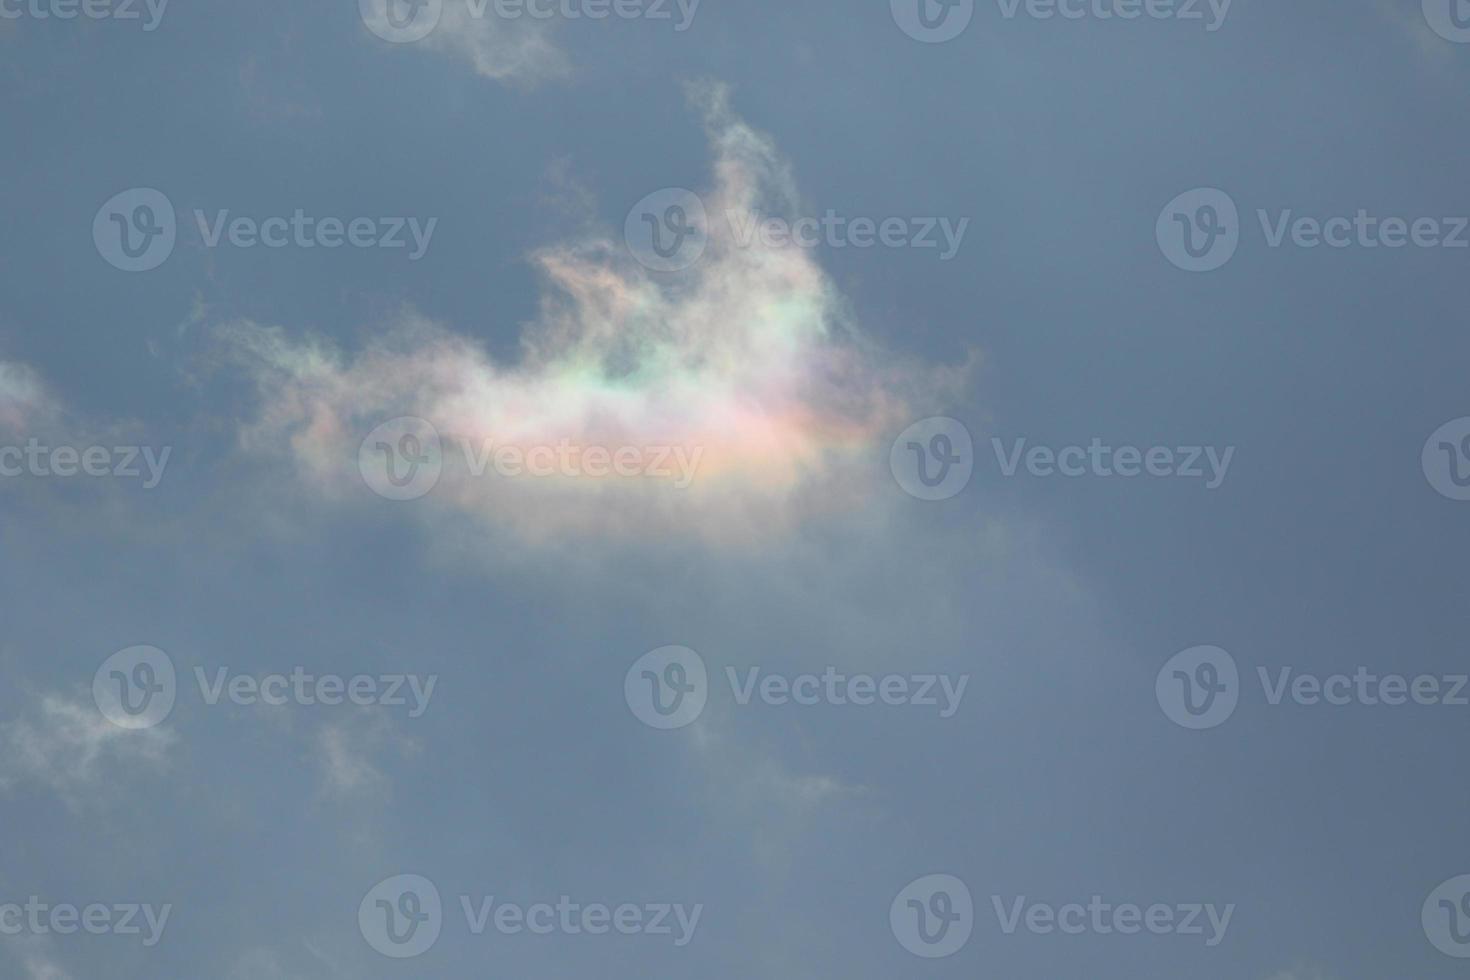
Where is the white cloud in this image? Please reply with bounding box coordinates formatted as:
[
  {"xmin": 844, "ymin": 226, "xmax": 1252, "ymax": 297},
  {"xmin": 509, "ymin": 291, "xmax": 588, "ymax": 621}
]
[
  {"xmin": 0, "ymin": 360, "xmax": 52, "ymax": 434},
  {"xmin": 212, "ymin": 83, "xmax": 962, "ymax": 544},
  {"xmin": 1374, "ymin": 0, "xmax": 1460, "ymax": 69},
  {"xmin": 314, "ymin": 713, "xmax": 418, "ymax": 800},
  {"xmin": 422, "ymin": 1, "xmax": 569, "ymax": 83},
  {"xmin": 0, "ymin": 695, "xmax": 174, "ymax": 807},
  {"xmin": 362, "ymin": 0, "xmax": 568, "ymax": 83}
]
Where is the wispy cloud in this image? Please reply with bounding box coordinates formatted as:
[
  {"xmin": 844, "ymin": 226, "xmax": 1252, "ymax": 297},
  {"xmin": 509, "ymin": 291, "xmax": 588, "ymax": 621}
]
[
  {"xmin": 361, "ymin": 0, "xmax": 568, "ymax": 83},
  {"xmin": 0, "ymin": 695, "xmax": 174, "ymax": 808},
  {"xmin": 1374, "ymin": 0, "xmax": 1462, "ymax": 70},
  {"xmin": 314, "ymin": 712, "xmax": 418, "ymax": 801},
  {"xmin": 422, "ymin": 1, "xmax": 568, "ymax": 83},
  {"xmin": 214, "ymin": 83, "xmax": 960, "ymax": 543},
  {"xmin": 0, "ymin": 360, "xmax": 52, "ymax": 434}
]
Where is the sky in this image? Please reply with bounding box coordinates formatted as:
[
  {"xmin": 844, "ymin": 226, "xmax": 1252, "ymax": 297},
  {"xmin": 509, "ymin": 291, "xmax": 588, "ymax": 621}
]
[{"xmin": 2, "ymin": 0, "xmax": 1470, "ymax": 977}]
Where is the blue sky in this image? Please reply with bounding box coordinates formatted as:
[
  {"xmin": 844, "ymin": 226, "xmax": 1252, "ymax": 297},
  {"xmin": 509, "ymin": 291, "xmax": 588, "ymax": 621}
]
[{"xmin": 2, "ymin": 1, "xmax": 1470, "ymax": 977}]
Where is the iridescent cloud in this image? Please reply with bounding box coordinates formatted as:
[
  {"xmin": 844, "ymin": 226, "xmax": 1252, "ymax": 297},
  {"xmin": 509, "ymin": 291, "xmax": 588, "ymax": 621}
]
[{"xmin": 220, "ymin": 84, "xmax": 962, "ymax": 541}]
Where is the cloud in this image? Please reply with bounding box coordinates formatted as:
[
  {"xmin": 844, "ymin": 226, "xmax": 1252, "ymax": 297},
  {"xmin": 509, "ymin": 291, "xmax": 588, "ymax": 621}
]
[
  {"xmin": 214, "ymin": 82, "xmax": 961, "ymax": 544},
  {"xmin": 361, "ymin": 0, "xmax": 568, "ymax": 83},
  {"xmin": 0, "ymin": 360, "xmax": 53, "ymax": 434},
  {"xmin": 1374, "ymin": 0, "xmax": 1460, "ymax": 69},
  {"xmin": 0, "ymin": 937, "xmax": 74, "ymax": 980},
  {"xmin": 314, "ymin": 713, "xmax": 418, "ymax": 800},
  {"xmin": 21, "ymin": 953, "xmax": 72, "ymax": 980},
  {"xmin": 0, "ymin": 695, "xmax": 174, "ymax": 807},
  {"xmin": 421, "ymin": 1, "xmax": 569, "ymax": 83},
  {"xmin": 223, "ymin": 947, "xmax": 323, "ymax": 980}
]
